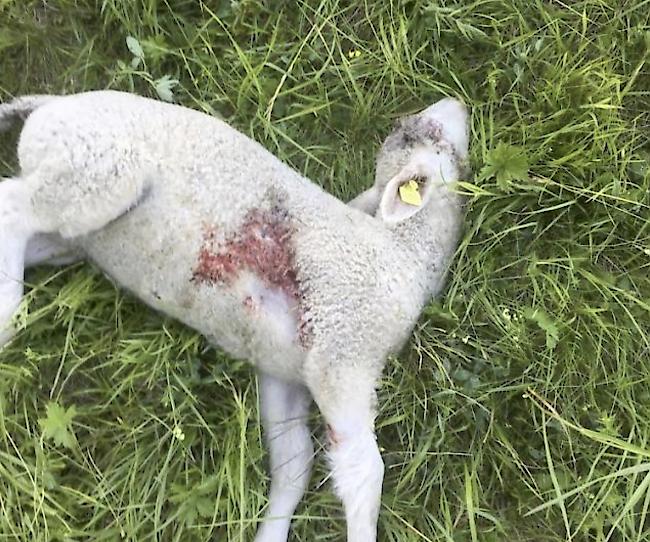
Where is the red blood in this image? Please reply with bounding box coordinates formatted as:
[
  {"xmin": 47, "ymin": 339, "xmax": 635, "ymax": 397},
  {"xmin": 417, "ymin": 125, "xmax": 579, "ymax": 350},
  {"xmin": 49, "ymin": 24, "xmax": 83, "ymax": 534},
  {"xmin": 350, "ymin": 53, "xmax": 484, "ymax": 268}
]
[
  {"xmin": 192, "ymin": 207, "xmax": 311, "ymax": 347},
  {"xmin": 326, "ymin": 424, "xmax": 341, "ymax": 447}
]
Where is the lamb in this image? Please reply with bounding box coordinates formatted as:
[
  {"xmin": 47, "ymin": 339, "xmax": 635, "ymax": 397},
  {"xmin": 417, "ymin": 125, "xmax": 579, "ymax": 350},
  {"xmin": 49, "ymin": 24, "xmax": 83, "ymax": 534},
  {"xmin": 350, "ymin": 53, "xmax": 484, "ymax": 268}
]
[{"xmin": 0, "ymin": 90, "xmax": 469, "ymax": 542}]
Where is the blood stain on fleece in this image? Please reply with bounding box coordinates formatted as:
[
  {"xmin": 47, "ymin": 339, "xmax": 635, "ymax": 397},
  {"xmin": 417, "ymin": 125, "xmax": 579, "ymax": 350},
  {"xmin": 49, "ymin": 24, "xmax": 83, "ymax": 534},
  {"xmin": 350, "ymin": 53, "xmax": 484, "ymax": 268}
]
[{"xmin": 192, "ymin": 207, "xmax": 312, "ymax": 347}]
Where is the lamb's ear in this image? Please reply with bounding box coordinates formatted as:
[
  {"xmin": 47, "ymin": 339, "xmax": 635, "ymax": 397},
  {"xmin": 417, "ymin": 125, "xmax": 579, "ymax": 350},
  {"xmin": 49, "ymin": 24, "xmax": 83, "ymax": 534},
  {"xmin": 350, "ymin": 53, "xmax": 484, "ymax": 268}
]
[
  {"xmin": 348, "ymin": 186, "xmax": 381, "ymax": 214},
  {"xmin": 378, "ymin": 167, "xmax": 433, "ymax": 225}
]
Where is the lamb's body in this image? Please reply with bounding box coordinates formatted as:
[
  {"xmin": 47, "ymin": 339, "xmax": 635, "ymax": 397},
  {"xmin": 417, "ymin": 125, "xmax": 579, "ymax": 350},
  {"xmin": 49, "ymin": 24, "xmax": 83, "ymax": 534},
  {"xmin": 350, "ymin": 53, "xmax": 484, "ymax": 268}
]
[{"xmin": 0, "ymin": 90, "xmax": 468, "ymax": 542}]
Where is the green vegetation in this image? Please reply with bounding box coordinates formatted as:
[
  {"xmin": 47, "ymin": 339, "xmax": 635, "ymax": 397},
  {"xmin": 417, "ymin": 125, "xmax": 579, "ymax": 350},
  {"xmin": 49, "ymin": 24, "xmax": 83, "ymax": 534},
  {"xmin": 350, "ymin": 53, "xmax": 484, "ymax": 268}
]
[{"xmin": 1, "ymin": 1, "xmax": 649, "ymax": 540}]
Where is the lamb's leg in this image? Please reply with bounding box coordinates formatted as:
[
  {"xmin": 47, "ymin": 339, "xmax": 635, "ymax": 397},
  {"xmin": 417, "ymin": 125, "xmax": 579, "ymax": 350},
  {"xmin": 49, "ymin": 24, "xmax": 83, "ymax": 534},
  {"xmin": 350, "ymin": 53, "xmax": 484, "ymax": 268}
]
[
  {"xmin": 0, "ymin": 178, "xmax": 48, "ymax": 347},
  {"xmin": 254, "ymin": 373, "xmax": 314, "ymax": 542},
  {"xmin": 306, "ymin": 364, "xmax": 384, "ymax": 542},
  {"xmin": 25, "ymin": 233, "xmax": 82, "ymax": 268}
]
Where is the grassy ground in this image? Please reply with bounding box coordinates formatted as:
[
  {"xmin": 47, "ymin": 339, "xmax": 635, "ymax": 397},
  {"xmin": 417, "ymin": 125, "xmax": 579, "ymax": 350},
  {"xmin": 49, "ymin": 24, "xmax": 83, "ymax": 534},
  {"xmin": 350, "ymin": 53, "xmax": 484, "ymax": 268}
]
[{"xmin": 0, "ymin": 0, "xmax": 649, "ymax": 540}]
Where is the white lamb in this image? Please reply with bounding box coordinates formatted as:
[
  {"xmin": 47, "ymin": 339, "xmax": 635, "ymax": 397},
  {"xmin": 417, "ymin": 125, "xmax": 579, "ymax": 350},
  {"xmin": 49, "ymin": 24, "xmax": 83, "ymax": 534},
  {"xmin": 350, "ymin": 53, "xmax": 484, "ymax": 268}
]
[{"xmin": 0, "ymin": 90, "xmax": 469, "ymax": 542}]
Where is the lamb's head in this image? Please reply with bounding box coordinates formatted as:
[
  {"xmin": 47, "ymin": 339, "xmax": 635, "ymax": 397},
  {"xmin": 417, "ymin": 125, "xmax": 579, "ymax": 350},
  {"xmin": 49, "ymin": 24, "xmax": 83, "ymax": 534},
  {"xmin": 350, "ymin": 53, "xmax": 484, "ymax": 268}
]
[{"xmin": 374, "ymin": 97, "xmax": 469, "ymax": 225}]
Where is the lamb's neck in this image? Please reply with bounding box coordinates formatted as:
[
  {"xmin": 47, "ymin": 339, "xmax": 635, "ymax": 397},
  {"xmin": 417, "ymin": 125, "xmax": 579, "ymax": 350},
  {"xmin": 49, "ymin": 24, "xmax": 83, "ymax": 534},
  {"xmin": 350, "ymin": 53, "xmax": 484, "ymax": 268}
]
[{"xmin": 390, "ymin": 190, "xmax": 464, "ymax": 298}]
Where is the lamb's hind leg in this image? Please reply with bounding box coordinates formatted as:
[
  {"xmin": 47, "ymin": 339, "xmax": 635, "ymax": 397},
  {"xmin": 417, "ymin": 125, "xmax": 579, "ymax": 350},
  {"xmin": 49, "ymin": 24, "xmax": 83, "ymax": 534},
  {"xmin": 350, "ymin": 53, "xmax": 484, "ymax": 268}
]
[
  {"xmin": 25, "ymin": 233, "xmax": 82, "ymax": 268},
  {"xmin": 0, "ymin": 178, "xmax": 50, "ymax": 347},
  {"xmin": 254, "ymin": 372, "xmax": 314, "ymax": 542}
]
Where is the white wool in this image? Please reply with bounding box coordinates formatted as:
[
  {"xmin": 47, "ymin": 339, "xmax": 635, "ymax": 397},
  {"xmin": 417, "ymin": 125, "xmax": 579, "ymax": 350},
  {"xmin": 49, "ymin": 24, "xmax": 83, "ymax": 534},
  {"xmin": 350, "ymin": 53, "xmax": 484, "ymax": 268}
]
[{"xmin": 0, "ymin": 91, "xmax": 469, "ymax": 541}]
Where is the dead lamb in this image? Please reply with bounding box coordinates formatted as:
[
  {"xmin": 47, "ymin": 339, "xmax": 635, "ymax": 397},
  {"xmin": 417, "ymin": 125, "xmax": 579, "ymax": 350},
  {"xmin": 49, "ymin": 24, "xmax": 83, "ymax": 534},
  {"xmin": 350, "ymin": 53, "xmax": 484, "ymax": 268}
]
[{"xmin": 0, "ymin": 90, "xmax": 469, "ymax": 542}]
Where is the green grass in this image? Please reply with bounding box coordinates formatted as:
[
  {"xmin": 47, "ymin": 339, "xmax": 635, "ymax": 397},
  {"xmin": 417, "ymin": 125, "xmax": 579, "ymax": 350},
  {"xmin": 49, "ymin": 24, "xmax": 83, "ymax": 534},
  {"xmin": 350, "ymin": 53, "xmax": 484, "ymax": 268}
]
[{"xmin": 1, "ymin": 0, "xmax": 649, "ymax": 540}]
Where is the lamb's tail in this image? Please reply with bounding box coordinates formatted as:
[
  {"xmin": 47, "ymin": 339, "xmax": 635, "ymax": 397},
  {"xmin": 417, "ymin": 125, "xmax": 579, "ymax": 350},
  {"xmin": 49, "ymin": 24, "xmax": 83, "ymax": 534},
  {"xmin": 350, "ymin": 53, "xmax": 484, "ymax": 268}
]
[{"xmin": 0, "ymin": 95, "xmax": 54, "ymax": 133}]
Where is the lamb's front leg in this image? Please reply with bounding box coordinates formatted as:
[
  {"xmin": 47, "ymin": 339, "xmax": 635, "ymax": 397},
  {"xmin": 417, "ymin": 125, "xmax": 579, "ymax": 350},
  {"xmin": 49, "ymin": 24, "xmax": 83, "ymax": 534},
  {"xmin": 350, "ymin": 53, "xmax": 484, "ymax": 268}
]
[
  {"xmin": 305, "ymin": 359, "xmax": 384, "ymax": 542},
  {"xmin": 254, "ymin": 373, "xmax": 314, "ymax": 542}
]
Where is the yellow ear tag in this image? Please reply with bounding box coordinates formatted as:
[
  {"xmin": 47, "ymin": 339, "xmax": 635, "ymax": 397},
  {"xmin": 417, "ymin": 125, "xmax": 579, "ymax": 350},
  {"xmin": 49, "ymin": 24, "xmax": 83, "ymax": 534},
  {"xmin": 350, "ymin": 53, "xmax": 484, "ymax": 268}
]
[{"xmin": 398, "ymin": 180, "xmax": 422, "ymax": 206}]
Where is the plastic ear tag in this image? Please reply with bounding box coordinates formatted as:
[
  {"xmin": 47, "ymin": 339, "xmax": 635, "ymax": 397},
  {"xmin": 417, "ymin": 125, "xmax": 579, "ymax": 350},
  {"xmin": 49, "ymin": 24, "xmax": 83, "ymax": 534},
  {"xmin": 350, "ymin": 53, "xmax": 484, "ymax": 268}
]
[{"xmin": 398, "ymin": 180, "xmax": 422, "ymax": 206}]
